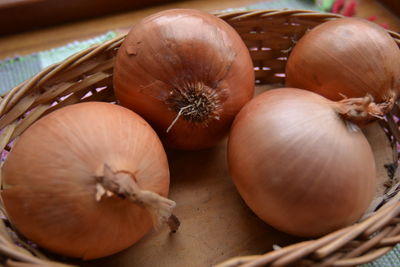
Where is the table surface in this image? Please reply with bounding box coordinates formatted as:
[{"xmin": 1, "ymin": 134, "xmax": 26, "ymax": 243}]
[{"xmin": 0, "ymin": 0, "xmax": 400, "ymax": 60}]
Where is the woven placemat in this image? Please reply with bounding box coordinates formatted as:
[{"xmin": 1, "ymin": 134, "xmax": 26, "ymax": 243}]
[
  {"xmin": 0, "ymin": 31, "xmax": 117, "ymax": 95},
  {"xmin": 0, "ymin": 0, "xmax": 398, "ymax": 266}
]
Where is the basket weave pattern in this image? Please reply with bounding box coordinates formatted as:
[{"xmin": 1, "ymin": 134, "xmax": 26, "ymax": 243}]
[{"xmin": 1, "ymin": 9, "xmax": 400, "ymax": 267}]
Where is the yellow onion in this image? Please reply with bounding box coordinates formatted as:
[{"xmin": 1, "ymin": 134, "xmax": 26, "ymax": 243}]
[
  {"xmin": 113, "ymin": 8, "xmax": 254, "ymax": 150},
  {"xmin": 286, "ymin": 18, "xmax": 400, "ymax": 120},
  {"xmin": 228, "ymin": 88, "xmax": 376, "ymax": 237},
  {"xmin": 1, "ymin": 102, "xmax": 178, "ymax": 259}
]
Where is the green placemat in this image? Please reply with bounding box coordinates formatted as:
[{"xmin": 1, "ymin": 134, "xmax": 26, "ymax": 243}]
[
  {"xmin": 0, "ymin": 0, "xmax": 398, "ymax": 266},
  {"xmin": 0, "ymin": 31, "xmax": 117, "ymax": 95}
]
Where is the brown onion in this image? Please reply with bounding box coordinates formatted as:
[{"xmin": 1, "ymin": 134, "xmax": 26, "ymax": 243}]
[
  {"xmin": 286, "ymin": 17, "xmax": 400, "ymax": 120},
  {"xmin": 113, "ymin": 8, "xmax": 254, "ymax": 150},
  {"xmin": 228, "ymin": 88, "xmax": 376, "ymax": 237},
  {"xmin": 1, "ymin": 102, "xmax": 178, "ymax": 259}
]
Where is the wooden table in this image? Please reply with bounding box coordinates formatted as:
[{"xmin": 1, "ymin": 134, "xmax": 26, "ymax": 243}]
[{"xmin": 0, "ymin": 0, "xmax": 400, "ymax": 60}]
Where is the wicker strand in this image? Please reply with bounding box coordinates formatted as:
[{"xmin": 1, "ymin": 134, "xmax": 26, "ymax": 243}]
[
  {"xmin": 332, "ymin": 247, "xmax": 393, "ymax": 267},
  {"xmin": 344, "ymin": 227, "xmax": 393, "ymax": 259}
]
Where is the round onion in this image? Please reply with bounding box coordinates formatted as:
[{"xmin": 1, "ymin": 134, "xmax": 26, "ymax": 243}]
[
  {"xmin": 228, "ymin": 88, "xmax": 376, "ymax": 237},
  {"xmin": 286, "ymin": 17, "xmax": 400, "ymax": 119},
  {"xmin": 113, "ymin": 8, "xmax": 254, "ymax": 150},
  {"xmin": 1, "ymin": 102, "xmax": 178, "ymax": 259}
]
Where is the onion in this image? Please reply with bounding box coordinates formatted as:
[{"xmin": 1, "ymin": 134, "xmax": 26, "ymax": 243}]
[
  {"xmin": 227, "ymin": 88, "xmax": 376, "ymax": 237},
  {"xmin": 1, "ymin": 102, "xmax": 179, "ymax": 259},
  {"xmin": 286, "ymin": 17, "xmax": 400, "ymax": 120},
  {"xmin": 113, "ymin": 8, "xmax": 254, "ymax": 150}
]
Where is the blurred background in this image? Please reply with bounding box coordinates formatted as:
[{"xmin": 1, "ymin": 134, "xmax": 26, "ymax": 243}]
[{"xmin": 0, "ymin": 0, "xmax": 399, "ymax": 36}]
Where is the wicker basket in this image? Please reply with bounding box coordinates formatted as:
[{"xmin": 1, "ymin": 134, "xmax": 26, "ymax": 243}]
[{"xmin": 1, "ymin": 9, "xmax": 400, "ymax": 267}]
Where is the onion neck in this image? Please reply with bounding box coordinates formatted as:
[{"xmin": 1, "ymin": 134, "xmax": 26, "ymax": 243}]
[
  {"xmin": 95, "ymin": 164, "xmax": 180, "ymax": 232},
  {"xmin": 331, "ymin": 93, "xmax": 395, "ymax": 124}
]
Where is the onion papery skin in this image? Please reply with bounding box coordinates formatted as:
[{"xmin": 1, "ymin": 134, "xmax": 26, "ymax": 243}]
[
  {"xmin": 285, "ymin": 18, "xmax": 400, "ymax": 114},
  {"xmin": 113, "ymin": 8, "xmax": 255, "ymax": 150},
  {"xmin": 228, "ymin": 88, "xmax": 376, "ymax": 237},
  {"xmin": 1, "ymin": 102, "xmax": 170, "ymax": 259}
]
